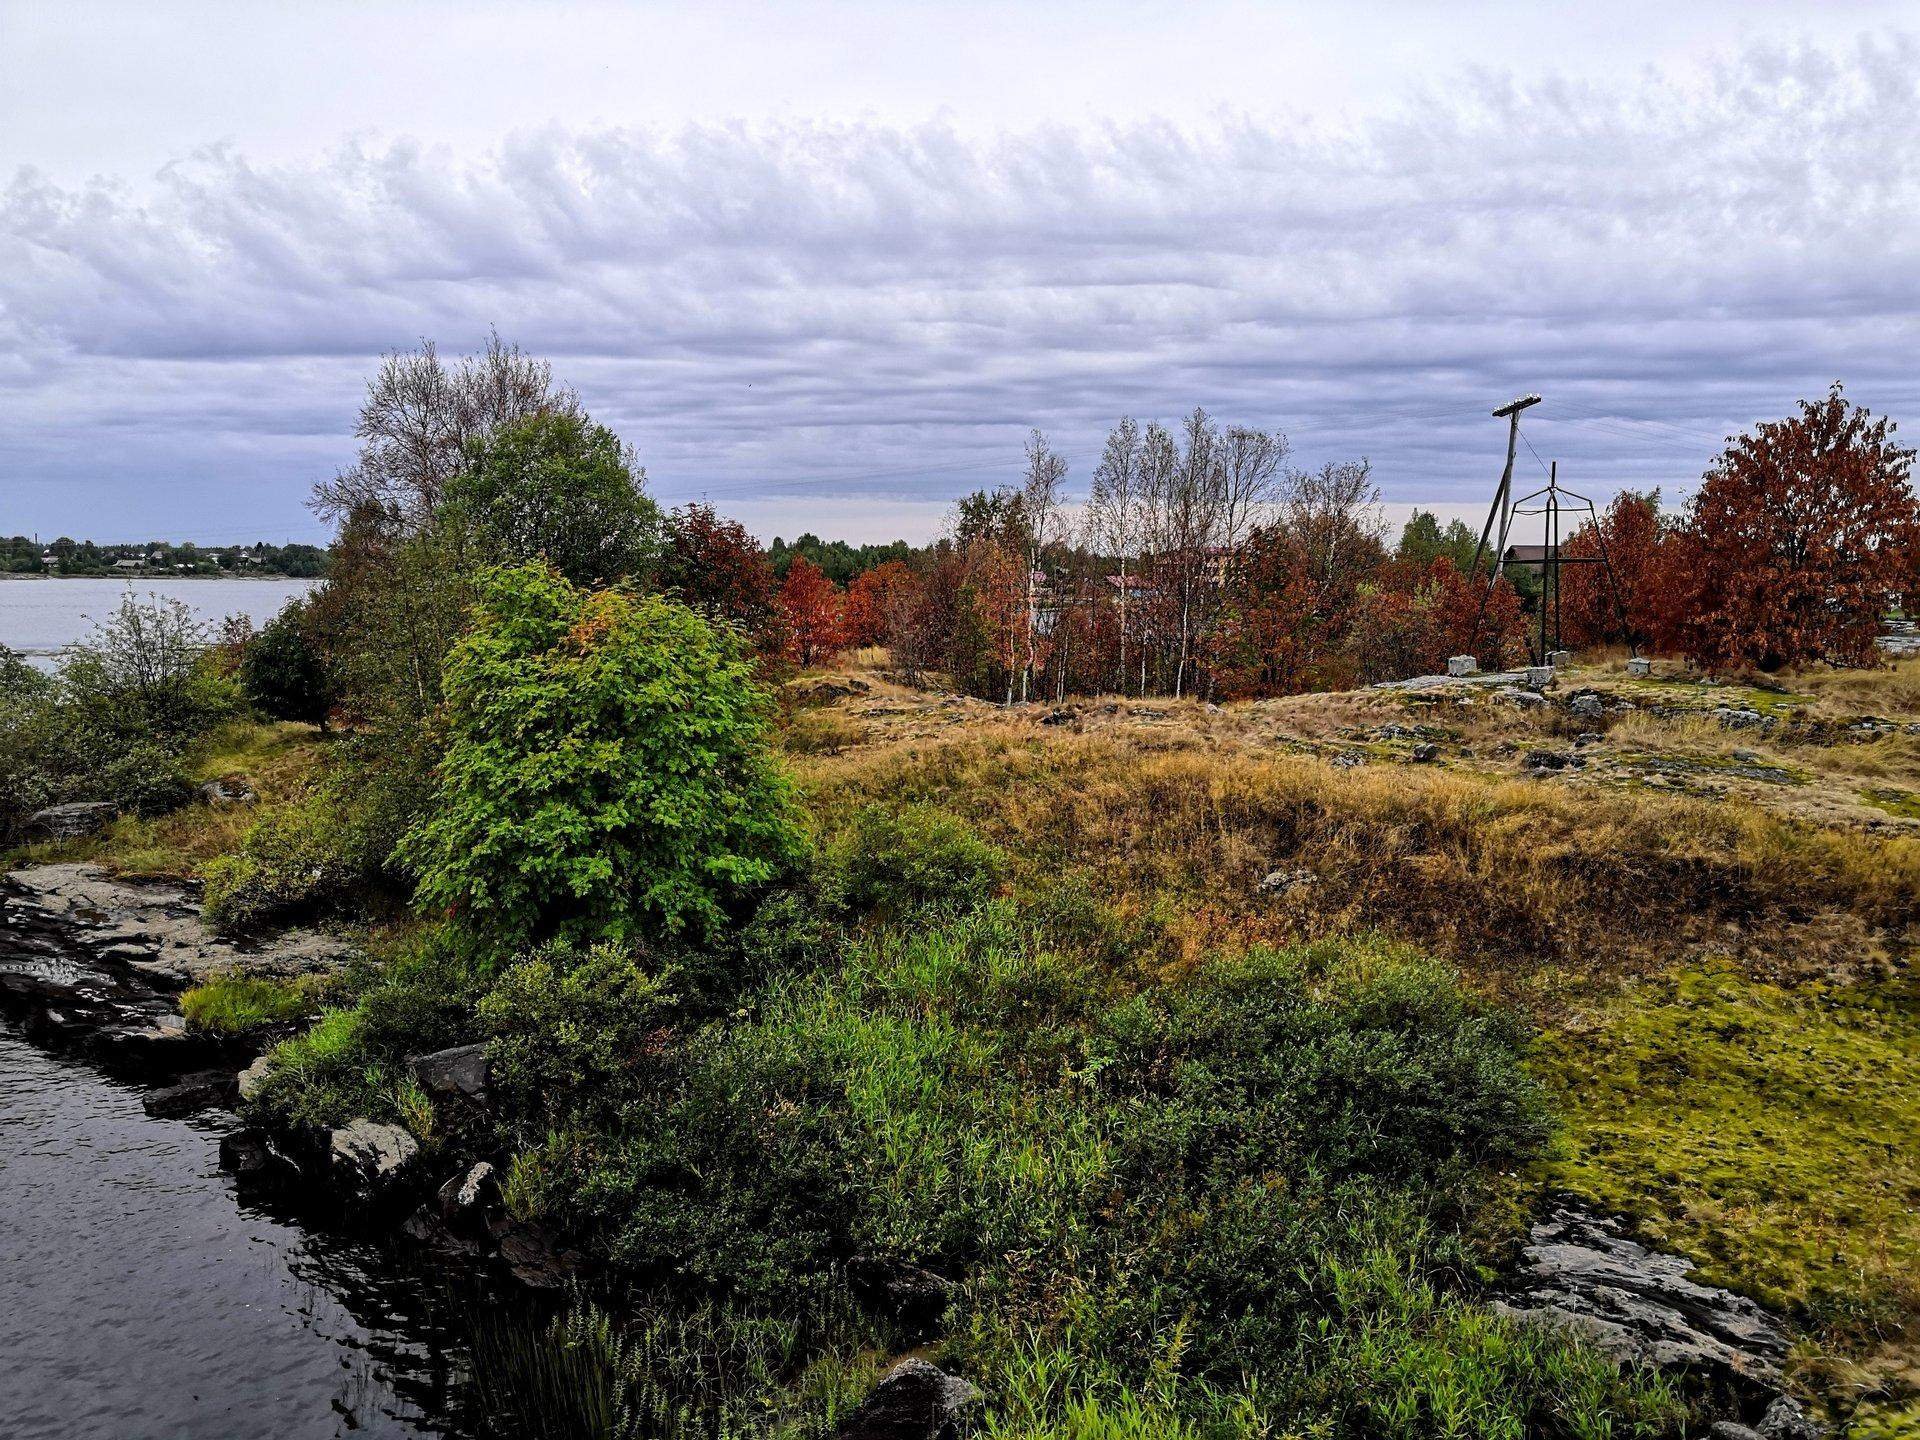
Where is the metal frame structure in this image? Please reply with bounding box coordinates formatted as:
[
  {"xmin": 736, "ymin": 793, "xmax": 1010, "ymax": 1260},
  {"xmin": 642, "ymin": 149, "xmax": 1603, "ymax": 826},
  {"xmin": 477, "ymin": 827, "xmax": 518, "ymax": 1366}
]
[{"xmin": 1467, "ymin": 395, "xmax": 1637, "ymax": 664}]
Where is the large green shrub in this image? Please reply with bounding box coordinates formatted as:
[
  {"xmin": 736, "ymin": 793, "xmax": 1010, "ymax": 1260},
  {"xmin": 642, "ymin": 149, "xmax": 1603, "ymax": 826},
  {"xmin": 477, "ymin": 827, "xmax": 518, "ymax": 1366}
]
[
  {"xmin": 0, "ymin": 599, "xmax": 236, "ymax": 839},
  {"xmin": 241, "ymin": 597, "xmax": 337, "ymax": 726},
  {"xmin": 400, "ymin": 563, "xmax": 803, "ymax": 957},
  {"xmin": 60, "ymin": 589, "xmax": 237, "ymax": 747}
]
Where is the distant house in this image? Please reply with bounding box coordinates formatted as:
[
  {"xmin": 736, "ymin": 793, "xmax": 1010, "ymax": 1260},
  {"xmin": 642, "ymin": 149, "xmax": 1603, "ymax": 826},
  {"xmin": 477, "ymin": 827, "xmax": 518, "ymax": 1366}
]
[
  {"xmin": 1501, "ymin": 543, "xmax": 1551, "ymax": 574},
  {"xmin": 112, "ymin": 556, "xmax": 143, "ymax": 571},
  {"xmin": 40, "ymin": 551, "xmax": 56, "ymax": 571}
]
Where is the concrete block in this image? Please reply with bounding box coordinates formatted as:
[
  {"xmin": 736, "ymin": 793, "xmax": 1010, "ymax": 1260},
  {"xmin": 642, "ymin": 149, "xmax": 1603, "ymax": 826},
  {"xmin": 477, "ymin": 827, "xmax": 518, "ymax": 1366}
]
[
  {"xmin": 1626, "ymin": 656, "xmax": 1652, "ymax": 677},
  {"xmin": 1446, "ymin": 654, "xmax": 1478, "ymax": 677},
  {"xmin": 1547, "ymin": 650, "xmax": 1573, "ymax": 668},
  {"xmin": 1524, "ymin": 666, "xmax": 1555, "ymax": 691}
]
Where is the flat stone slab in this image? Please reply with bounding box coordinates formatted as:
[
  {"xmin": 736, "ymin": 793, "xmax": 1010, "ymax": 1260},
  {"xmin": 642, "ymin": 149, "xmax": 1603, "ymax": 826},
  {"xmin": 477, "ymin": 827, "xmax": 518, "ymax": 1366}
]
[
  {"xmin": 1372, "ymin": 670, "xmax": 1531, "ymax": 692},
  {"xmin": 3, "ymin": 863, "xmax": 354, "ymax": 991},
  {"xmin": 1494, "ymin": 1203, "xmax": 1790, "ymax": 1405}
]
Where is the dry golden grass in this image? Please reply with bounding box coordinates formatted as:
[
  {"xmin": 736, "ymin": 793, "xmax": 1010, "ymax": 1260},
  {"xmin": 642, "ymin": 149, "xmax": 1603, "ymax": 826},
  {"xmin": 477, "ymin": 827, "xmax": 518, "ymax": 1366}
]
[
  {"xmin": 1787, "ymin": 656, "xmax": 1920, "ymax": 720},
  {"xmin": 800, "ymin": 726, "xmax": 1919, "ymax": 998}
]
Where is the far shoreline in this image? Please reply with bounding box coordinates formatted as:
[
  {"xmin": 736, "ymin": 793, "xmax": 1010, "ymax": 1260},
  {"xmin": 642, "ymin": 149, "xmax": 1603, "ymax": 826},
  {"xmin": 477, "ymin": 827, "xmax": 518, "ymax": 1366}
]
[{"xmin": 0, "ymin": 571, "xmax": 322, "ymax": 582}]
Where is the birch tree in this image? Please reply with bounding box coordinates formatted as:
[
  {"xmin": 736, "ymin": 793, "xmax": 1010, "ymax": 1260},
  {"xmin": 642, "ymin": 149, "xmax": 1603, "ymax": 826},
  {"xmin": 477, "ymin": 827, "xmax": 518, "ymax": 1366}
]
[
  {"xmin": 1019, "ymin": 430, "xmax": 1068, "ymax": 703},
  {"xmin": 1086, "ymin": 416, "xmax": 1143, "ymax": 693}
]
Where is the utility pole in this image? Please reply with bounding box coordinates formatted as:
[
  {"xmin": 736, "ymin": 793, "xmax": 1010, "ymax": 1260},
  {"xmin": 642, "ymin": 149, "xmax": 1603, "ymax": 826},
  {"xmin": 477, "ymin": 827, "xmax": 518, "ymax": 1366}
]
[{"xmin": 1467, "ymin": 393, "xmax": 1542, "ymax": 653}]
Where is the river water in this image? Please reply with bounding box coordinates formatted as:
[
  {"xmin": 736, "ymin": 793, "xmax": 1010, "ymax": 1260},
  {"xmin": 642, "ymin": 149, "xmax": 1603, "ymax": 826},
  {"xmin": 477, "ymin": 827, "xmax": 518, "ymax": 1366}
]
[
  {"xmin": 0, "ymin": 1027, "xmax": 483, "ymax": 1439},
  {"xmin": 0, "ymin": 576, "xmax": 319, "ymax": 668}
]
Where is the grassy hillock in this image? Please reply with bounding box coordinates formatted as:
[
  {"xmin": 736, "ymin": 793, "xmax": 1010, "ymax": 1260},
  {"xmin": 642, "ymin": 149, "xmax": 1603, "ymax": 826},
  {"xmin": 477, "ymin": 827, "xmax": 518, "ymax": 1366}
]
[{"xmin": 23, "ymin": 645, "xmax": 1919, "ymax": 1436}]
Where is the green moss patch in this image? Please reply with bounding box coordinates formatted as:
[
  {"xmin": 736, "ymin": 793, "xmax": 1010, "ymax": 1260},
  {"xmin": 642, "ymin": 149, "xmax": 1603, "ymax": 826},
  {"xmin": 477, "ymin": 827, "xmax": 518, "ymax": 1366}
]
[
  {"xmin": 1861, "ymin": 788, "xmax": 1920, "ymax": 821},
  {"xmin": 1534, "ymin": 963, "xmax": 1920, "ymax": 1342}
]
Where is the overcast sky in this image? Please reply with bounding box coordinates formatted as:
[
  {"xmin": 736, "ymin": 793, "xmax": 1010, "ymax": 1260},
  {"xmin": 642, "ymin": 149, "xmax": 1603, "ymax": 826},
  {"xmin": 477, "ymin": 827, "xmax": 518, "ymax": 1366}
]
[{"xmin": 3, "ymin": 1, "xmax": 1917, "ymax": 546}]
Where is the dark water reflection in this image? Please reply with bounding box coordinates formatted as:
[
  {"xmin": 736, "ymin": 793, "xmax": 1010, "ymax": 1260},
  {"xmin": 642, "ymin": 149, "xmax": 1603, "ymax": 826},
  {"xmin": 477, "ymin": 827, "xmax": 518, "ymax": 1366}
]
[{"xmin": 0, "ymin": 1027, "xmax": 488, "ymax": 1439}]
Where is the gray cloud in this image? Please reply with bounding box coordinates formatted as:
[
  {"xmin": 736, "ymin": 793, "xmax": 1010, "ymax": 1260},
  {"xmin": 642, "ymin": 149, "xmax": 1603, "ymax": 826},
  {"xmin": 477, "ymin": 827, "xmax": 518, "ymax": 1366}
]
[{"xmin": 4, "ymin": 32, "xmax": 1919, "ymax": 543}]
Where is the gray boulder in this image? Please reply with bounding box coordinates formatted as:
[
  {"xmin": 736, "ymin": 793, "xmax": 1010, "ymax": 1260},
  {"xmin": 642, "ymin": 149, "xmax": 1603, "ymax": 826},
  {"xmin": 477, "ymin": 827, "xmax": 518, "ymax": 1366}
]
[
  {"xmin": 438, "ymin": 1161, "xmax": 499, "ymax": 1224},
  {"xmin": 197, "ymin": 777, "xmax": 257, "ymax": 807},
  {"xmin": 1568, "ymin": 691, "xmax": 1606, "ymax": 720},
  {"xmin": 1755, "ymin": 1397, "xmax": 1822, "ymax": 1439},
  {"xmin": 410, "ymin": 1043, "xmax": 490, "ymax": 1102},
  {"xmin": 1495, "ymin": 686, "xmax": 1548, "ymax": 708},
  {"xmin": 328, "ymin": 1119, "xmax": 419, "ymax": 1201},
  {"xmin": 236, "ymin": 1053, "xmax": 274, "ymax": 1102},
  {"xmin": 1408, "ymin": 742, "xmax": 1441, "ymax": 763},
  {"xmin": 1494, "ymin": 1204, "xmax": 1790, "ymax": 1405},
  {"xmin": 836, "ymin": 1358, "xmax": 982, "ymax": 1440},
  {"xmin": 24, "ymin": 802, "xmax": 119, "ymax": 840}
]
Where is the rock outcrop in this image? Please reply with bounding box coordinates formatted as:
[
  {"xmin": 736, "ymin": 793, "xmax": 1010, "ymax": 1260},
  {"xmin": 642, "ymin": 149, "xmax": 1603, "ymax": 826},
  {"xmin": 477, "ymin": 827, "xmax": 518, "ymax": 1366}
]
[
  {"xmin": 1495, "ymin": 1203, "xmax": 1792, "ymax": 1409},
  {"xmin": 327, "ymin": 1119, "xmax": 420, "ymax": 1203},
  {"xmin": 3, "ymin": 864, "xmax": 353, "ymax": 992},
  {"xmin": 835, "ymin": 1359, "xmax": 981, "ymax": 1440},
  {"xmin": 24, "ymin": 802, "xmax": 119, "ymax": 840}
]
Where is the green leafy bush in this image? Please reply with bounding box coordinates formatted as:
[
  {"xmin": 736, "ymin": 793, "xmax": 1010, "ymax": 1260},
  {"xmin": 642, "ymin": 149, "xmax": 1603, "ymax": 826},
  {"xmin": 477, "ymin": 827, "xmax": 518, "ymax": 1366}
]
[
  {"xmin": 0, "ymin": 599, "xmax": 238, "ymax": 840},
  {"xmin": 480, "ymin": 942, "xmax": 679, "ymax": 1128},
  {"xmin": 60, "ymin": 590, "xmax": 238, "ymax": 747},
  {"xmin": 400, "ymin": 563, "xmax": 803, "ymax": 957},
  {"xmin": 823, "ymin": 803, "xmax": 1006, "ymax": 919},
  {"xmin": 241, "ymin": 597, "xmax": 337, "ymax": 726}
]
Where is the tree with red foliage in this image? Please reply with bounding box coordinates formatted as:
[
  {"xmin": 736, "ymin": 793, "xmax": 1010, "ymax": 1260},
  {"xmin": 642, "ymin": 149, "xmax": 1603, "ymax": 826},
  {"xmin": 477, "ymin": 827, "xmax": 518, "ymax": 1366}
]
[
  {"xmin": 843, "ymin": 560, "xmax": 919, "ymax": 648},
  {"xmin": 1669, "ymin": 386, "xmax": 1918, "ymax": 671},
  {"xmin": 659, "ymin": 503, "xmax": 781, "ymax": 651},
  {"xmin": 777, "ymin": 555, "xmax": 846, "ymax": 667},
  {"xmin": 1558, "ymin": 490, "xmax": 1669, "ymax": 650},
  {"xmin": 1430, "ymin": 558, "xmax": 1528, "ymax": 671}
]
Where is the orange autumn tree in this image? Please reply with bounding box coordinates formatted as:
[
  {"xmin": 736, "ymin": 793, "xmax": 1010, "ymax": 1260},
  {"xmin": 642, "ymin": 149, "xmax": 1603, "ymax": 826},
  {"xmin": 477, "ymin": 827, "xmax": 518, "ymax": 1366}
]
[
  {"xmin": 843, "ymin": 560, "xmax": 920, "ymax": 648},
  {"xmin": 1670, "ymin": 385, "xmax": 1919, "ymax": 671},
  {"xmin": 777, "ymin": 555, "xmax": 847, "ymax": 667},
  {"xmin": 1559, "ymin": 490, "xmax": 1669, "ymax": 650}
]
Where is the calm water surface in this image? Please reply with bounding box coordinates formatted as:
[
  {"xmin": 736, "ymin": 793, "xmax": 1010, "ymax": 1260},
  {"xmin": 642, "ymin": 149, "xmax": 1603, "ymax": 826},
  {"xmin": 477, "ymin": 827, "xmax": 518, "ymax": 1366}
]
[
  {"xmin": 0, "ymin": 577, "xmax": 318, "ymax": 665},
  {"xmin": 0, "ymin": 1028, "xmax": 483, "ymax": 1439}
]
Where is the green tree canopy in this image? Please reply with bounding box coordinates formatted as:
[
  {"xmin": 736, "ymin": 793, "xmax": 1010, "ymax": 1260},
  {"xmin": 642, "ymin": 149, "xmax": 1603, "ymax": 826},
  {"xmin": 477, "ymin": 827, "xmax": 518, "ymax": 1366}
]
[
  {"xmin": 400, "ymin": 563, "xmax": 803, "ymax": 958},
  {"xmin": 441, "ymin": 411, "xmax": 661, "ymax": 587}
]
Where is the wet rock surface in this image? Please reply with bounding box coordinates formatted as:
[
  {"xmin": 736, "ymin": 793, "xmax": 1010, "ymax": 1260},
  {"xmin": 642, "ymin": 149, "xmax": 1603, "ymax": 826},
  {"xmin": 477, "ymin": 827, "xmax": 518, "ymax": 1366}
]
[
  {"xmin": 0, "ymin": 863, "xmax": 354, "ymax": 1080},
  {"xmin": 3, "ymin": 863, "xmax": 354, "ymax": 991},
  {"xmin": 1495, "ymin": 1202, "xmax": 1793, "ymax": 1411}
]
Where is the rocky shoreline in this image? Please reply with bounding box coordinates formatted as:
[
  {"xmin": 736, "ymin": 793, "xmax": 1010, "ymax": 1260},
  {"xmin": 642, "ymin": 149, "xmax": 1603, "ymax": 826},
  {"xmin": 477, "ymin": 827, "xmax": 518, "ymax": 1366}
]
[{"xmin": 0, "ymin": 861, "xmax": 1830, "ymax": 1438}]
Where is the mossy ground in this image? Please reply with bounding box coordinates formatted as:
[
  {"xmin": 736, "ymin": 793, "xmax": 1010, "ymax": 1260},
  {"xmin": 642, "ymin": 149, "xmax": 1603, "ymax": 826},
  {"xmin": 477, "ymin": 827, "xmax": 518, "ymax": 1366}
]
[{"xmin": 1533, "ymin": 962, "xmax": 1920, "ymax": 1344}]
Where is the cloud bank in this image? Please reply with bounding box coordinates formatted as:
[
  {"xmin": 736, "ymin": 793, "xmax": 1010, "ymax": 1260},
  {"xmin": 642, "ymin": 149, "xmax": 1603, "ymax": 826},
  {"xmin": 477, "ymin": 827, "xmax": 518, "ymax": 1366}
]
[{"xmin": 4, "ymin": 34, "xmax": 1918, "ymax": 542}]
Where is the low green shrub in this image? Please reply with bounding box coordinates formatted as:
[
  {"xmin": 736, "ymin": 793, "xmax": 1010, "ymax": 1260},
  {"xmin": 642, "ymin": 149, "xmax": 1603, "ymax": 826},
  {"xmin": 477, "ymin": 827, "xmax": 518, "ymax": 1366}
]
[
  {"xmin": 822, "ymin": 803, "xmax": 1006, "ymax": 919},
  {"xmin": 203, "ymin": 790, "xmax": 368, "ymax": 933},
  {"xmin": 480, "ymin": 942, "xmax": 680, "ymax": 1130}
]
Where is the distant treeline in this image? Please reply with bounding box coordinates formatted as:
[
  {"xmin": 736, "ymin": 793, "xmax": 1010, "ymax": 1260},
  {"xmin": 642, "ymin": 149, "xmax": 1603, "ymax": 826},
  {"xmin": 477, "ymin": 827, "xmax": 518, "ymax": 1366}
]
[{"xmin": 4, "ymin": 536, "xmax": 330, "ymax": 578}]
